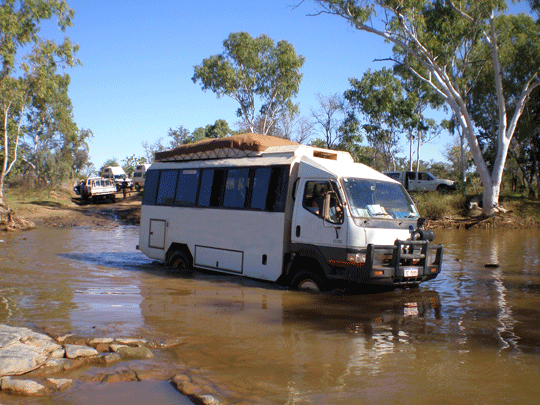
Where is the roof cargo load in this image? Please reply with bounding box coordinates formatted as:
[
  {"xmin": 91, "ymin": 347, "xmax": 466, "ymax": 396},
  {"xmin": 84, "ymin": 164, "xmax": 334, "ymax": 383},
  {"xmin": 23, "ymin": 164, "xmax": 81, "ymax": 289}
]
[{"xmin": 155, "ymin": 133, "xmax": 299, "ymax": 162}]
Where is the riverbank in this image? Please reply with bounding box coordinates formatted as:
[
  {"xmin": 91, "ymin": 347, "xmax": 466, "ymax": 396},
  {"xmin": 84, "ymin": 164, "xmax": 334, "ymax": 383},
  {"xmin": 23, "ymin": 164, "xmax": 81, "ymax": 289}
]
[
  {"xmin": 2, "ymin": 186, "xmax": 539, "ymax": 231},
  {"xmin": 2, "ymin": 186, "xmax": 141, "ymax": 231}
]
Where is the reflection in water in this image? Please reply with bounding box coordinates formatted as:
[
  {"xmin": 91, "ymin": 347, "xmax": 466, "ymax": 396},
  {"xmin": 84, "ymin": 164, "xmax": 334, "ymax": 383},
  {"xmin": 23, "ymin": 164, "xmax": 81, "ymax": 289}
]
[{"xmin": 1, "ymin": 227, "xmax": 540, "ymax": 404}]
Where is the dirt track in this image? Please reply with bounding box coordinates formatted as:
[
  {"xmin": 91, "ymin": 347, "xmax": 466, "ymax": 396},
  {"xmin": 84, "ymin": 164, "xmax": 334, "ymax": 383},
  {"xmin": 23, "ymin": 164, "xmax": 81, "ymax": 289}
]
[{"xmin": 18, "ymin": 192, "xmax": 141, "ymax": 229}]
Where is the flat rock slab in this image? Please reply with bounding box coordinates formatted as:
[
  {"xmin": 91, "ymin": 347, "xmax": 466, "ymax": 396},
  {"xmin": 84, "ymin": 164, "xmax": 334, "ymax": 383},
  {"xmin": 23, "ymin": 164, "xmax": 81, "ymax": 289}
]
[
  {"xmin": 0, "ymin": 377, "xmax": 46, "ymax": 395},
  {"xmin": 64, "ymin": 344, "xmax": 98, "ymax": 359},
  {"xmin": 113, "ymin": 345, "xmax": 154, "ymax": 360},
  {"xmin": 0, "ymin": 325, "xmax": 61, "ymax": 376},
  {"xmin": 47, "ymin": 378, "xmax": 74, "ymax": 391}
]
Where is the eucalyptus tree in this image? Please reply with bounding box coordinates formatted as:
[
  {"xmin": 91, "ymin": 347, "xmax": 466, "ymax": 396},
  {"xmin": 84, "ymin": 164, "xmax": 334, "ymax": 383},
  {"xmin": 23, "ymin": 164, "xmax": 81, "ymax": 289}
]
[
  {"xmin": 311, "ymin": 93, "xmax": 348, "ymax": 149},
  {"xmin": 192, "ymin": 32, "xmax": 305, "ymax": 136},
  {"xmin": 0, "ymin": 0, "xmax": 78, "ymax": 203},
  {"xmin": 508, "ymin": 87, "xmax": 540, "ymax": 197},
  {"xmin": 311, "ymin": 0, "xmax": 540, "ymax": 214},
  {"xmin": 345, "ymin": 68, "xmax": 406, "ymax": 170}
]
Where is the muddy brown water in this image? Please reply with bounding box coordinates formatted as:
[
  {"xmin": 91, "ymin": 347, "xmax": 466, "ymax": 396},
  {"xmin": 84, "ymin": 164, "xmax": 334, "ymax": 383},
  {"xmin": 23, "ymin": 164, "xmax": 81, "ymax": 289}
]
[{"xmin": 1, "ymin": 226, "xmax": 540, "ymax": 404}]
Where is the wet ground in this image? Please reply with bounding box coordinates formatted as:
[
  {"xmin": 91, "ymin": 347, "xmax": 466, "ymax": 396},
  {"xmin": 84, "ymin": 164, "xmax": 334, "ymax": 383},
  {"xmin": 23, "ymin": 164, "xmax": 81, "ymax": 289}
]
[{"xmin": 1, "ymin": 226, "xmax": 540, "ymax": 404}]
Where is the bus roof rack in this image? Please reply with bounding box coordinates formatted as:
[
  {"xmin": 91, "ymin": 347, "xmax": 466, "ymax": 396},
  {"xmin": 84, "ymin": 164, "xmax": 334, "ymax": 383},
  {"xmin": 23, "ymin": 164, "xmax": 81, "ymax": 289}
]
[{"xmin": 155, "ymin": 133, "xmax": 300, "ymax": 162}]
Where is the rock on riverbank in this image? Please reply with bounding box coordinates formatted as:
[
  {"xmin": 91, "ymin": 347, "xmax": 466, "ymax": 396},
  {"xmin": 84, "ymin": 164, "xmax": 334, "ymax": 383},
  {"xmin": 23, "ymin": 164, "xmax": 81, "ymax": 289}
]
[
  {"xmin": 0, "ymin": 324, "xmax": 157, "ymax": 396},
  {"xmin": 0, "ymin": 324, "xmax": 235, "ymax": 404}
]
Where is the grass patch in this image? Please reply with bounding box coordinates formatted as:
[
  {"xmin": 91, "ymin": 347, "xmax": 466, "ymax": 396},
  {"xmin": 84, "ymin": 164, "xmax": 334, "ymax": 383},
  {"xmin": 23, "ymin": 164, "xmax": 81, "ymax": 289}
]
[
  {"xmin": 4, "ymin": 183, "xmax": 74, "ymax": 214},
  {"xmin": 500, "ymin": 195, "xmax": 540, "ymax": 221},
  {"xmin": 411, "ymin": 191, "xmax": 540, "ymax": 223},
  {"xmin": 411, "ymin": 192, "xmax": 468, "ymax": 221}
]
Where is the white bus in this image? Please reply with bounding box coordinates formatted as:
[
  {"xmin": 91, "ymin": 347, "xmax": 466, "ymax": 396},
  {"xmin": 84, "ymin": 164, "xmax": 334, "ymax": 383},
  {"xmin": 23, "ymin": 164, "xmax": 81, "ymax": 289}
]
[{"xmin": 138, "ymin": 134, "xmax": 442, "ymax": 291}]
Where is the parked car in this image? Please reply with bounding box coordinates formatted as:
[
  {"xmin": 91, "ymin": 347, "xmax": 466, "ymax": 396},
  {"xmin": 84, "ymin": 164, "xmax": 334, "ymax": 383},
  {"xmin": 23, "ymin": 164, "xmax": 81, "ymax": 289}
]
[
  {"xmin": 132, "ymin": 164, "xmax": 151, "ymax": 191},
  {"xmin": 74, "ymin": 177, "xmax": 116, "ymax": 203},
  {"xmin": 102, "ymin": 166, "xmax": 133, "ymax": 191},
  {"xmin": 383, "ymin": 171, "xmax": 456, "ymax": 194}
]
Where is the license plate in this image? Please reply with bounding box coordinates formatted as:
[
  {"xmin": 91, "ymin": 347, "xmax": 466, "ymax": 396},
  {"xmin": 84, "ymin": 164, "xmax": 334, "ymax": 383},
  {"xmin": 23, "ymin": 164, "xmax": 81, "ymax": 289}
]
[
  {"xmin": 404, "ymin": 302, "xmax": 419, "ymax": 316},
  {"xmin": 404, "ymin": 268, "xmax": 418, "ymax": 277}
]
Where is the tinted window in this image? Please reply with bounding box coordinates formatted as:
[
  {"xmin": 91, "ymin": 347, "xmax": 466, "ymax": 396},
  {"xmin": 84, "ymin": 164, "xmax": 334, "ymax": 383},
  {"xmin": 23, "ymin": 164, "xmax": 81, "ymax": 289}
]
[
  {"xmin": 250, "ymin": 167, "xmax": 271, "ymax": 210},
  {"xmin": 142, "ymin": 170, "xmax": 159, "ymax": 205},
  {"xmin": 268, "ymin": 166, "xmax": 289, "ymax": 212},
  {"xmin": 198, "ymin": 169, "xmax": 214, "ymax": 207},
  {"xmin": 156, "ymin": 170, "xmax": 178, "ymax": 205},
  {"xmin": 175, "ymin": 169, "xmax": 199, "ymax": 206},
  {"xmin": 419, "ymin": 172, "xmax": 433, "ymax": 181},
  {"xmin": 223, "ymin": 168, "xmax": 249, "ymax": 208}
]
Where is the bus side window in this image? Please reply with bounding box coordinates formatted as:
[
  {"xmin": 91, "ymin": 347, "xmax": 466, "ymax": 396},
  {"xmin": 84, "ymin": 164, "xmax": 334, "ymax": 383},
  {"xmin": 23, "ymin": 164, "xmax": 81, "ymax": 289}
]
[
  {"xmin": 198, "ymin": 168, "xmax": 226, "ymax": 208},
  {"xmin": 266, "ymin": 166, "xmax": 289, "ymax": 212},
  {"xmin": 250, "ymin": 167, "xmax": 271, "ymax": 210},
  {"xmin": 142, "ymin": 170, "xmax": 160, "ymax": 205},
  {"xmin": 272, "ymin": 166, "xmax": 289, "ymax": 212},
  {"xmin": 198, "ymin": 169, "xmax": 214, "ymax": 207},
  {"xmin": 156, "ymin": 170, "xmax": 178, "ymax": 205},
  {"xmin": 175, "ymin": 169, "xmax": 199, "ymax": 206},
  {"xmin": 209, "ymin": 169, "xmax": 226, "ymax": 207},
  {"xmin": 224, "ymin": 168, "xmax": 249, "ymax": 208}
]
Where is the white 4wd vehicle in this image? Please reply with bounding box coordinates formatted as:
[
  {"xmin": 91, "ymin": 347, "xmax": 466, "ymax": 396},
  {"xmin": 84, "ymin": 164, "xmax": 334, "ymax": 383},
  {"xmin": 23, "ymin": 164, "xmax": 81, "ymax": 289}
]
[
  {"xmin": 74, "ymin": 177, "xmax": 116, "ymax": 203},
  {"xmin": 132, "ymin": 164, "xmax": 151, "ymax": 190},
  {"xmin": 383, "ymin": 171, "xmax": 456, "ymax": 194},
  {"xmin": 102, "ymin": 166, "xmax": 133, "ymax": 191}
]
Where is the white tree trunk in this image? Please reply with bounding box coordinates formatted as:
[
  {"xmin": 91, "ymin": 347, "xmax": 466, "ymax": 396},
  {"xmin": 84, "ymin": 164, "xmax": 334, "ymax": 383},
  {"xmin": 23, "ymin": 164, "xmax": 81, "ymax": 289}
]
[
  {"xmin": 415, "ymin": 133, "xmax": 421, "ymax": 172},
  {"xmin": 409, "ymin": 134, "xmax": 413, "ymax": 171},
  {"xmin": 322, "ymin": 1, "xmax": 540, "ymax": 214}
]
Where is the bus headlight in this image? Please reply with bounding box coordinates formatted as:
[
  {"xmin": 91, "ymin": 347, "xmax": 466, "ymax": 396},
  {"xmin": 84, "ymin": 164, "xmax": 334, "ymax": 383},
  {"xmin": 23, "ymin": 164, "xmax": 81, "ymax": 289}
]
[{"xmin": 347, "ymin": 253, "xmax": 366, "ymax": 264}]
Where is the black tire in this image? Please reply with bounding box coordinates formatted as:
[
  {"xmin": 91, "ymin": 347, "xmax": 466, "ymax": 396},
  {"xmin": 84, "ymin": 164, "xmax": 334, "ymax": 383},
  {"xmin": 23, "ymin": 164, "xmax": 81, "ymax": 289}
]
[
  {"xmin": 168, "ymin": 251, "xmax": 192, "ymax": 273},
  {"xmin": 135, "ymin": 184, "xmax": 141, "ymax": 192},
  {"xmin": 291, "ymin": 270, "xmax": 327, "ymax": 293},
  {"xmin": 437, "ymin": 185, "xmax": 451, "ymax": 194}
]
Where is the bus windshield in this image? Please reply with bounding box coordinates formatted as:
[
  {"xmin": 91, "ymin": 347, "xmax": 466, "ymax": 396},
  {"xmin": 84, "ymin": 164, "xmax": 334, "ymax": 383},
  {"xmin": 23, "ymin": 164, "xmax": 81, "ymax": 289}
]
[{"xmin": 341, "ymin": 178, "xmax": 419, "ymax": 219}]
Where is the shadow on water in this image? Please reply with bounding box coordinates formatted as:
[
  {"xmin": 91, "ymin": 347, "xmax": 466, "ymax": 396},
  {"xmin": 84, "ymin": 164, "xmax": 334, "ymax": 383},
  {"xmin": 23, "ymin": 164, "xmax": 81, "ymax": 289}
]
[{"xmin": 281, "ymin": 288, "xmax": 442, "ymax": 334}]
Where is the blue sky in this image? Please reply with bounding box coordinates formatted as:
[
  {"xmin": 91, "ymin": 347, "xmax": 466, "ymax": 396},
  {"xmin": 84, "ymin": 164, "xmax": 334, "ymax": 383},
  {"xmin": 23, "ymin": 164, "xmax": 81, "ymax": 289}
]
[{"xmin": 39, "ymin": 0, "xmax": 530, "ymax": 171}]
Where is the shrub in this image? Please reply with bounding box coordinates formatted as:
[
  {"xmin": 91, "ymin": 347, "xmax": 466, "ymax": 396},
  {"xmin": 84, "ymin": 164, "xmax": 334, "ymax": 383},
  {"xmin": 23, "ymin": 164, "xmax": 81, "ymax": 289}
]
[{"xmin": 412, "ymin": 192, "xmax": 467, "ymax": 220}]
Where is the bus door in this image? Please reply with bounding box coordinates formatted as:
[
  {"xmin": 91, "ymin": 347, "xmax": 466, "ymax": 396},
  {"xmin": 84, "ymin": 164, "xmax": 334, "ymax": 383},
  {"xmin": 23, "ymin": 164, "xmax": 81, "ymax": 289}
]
[
  {"xmin": 291, "ymin": 179, "xmax": 347, "ymax": 249},
  {"xmin": 148, "ymin": 219, "xmax": 166, "ymax": 249}
]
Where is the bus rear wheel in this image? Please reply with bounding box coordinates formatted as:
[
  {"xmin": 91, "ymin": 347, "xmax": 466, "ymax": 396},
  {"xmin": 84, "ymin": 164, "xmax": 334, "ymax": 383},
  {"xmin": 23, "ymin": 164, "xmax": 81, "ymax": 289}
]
[
  {"xmin": 291, "ymin": 270, "xmax": 326, "ymax": 293},
  {"xmin": 168, "ymin": 251, "xmax": 192, "ymax": 273}
]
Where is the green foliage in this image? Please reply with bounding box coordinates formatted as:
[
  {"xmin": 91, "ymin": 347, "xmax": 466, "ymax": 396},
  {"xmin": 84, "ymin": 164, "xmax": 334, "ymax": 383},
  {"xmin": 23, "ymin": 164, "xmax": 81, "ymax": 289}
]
[
  {"xmin": 0, "ymin": 0, "xmax": 80, "ymax": 202},
  {"xmin": 142, "ymin": 120, "xmax": 234, "ymax": 162},
  {"xmin": 101, "ymin": 158, "xmax": 119, "ymax": 171},
  {"xmin": 412, "ymin": 192, "xmax": 467, "ymax": 221},
  {"xmin": 122, "ymin": 155, "xmax": 147, "ymax": 177},
  {"xmin": 193, "ymin": 119, "xmax": 234, "ymax": 141},
  {"xmin": 344, "ymin": 66, "xmax": 441, "ymax": 171},
  {"xmin": 345, "ymin": 68, "xmax": 406, "ymax": 170},
  {"xmin": 192, "ymin": 32, "xmax": 305, "ymax": 135},
  {"xmin": 313, "ymin": 0, "xmax": 540, "ymax": 213}
]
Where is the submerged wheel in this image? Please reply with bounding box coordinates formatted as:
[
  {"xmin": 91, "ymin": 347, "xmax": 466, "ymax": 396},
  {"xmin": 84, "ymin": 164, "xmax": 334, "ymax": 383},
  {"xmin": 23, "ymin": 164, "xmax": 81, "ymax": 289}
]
[
  {"xmin": 168, "ymin": 251, "xmax": 192, "ymax": 273},
  {"xmin": 291, "ymin": 270, "xmax": 326, "ymax": 293}
]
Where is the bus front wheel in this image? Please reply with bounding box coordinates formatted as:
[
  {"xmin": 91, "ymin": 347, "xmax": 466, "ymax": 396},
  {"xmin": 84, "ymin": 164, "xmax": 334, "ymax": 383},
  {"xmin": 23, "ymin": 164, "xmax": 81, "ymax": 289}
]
[{"xmin": 291, "ymin": 270, "xmax": 326, "ymax": 293}]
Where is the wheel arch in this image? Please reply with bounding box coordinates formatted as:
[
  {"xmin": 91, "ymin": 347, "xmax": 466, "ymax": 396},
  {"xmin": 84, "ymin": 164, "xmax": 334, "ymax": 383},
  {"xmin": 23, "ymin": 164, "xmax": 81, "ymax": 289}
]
[
  {"xmin": 286, "ymin": 255, "xmax": 326, "ymax": 285},
  {"xmin": 165, "ymin": 243, "xmax": 193, "ymax": 267}
]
